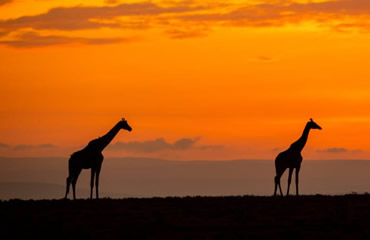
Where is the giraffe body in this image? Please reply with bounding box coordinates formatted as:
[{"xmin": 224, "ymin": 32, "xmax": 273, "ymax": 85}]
[
  {"xmin": 275, "ymin": 150, "xmax": 302, "ymax": 171},
  {"xmin": 274, "ymin": 119, "xmax": 321, "ymax": 197},
  {"xmin": 64, "ymin": 119, "xmax": 132, "ymax": 200},
  {"xmin": 69, "ymin": 149, "xmax": 104, "ymax": 170}
]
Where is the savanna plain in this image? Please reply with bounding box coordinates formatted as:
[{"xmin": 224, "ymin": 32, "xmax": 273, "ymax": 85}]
[{"xmin": 2, "ymin": 194, "xmax": 370, "ymax": 239}]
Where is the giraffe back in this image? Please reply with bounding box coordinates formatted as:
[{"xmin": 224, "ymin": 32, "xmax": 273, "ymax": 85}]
[{"xmin": 70, "ymin": 149, "xmax": 104, "ymax": 170}]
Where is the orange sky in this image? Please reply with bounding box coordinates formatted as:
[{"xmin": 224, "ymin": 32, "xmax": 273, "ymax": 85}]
[{"xmin": 1, "ymin": 0, "xmax": 370, "ymax": 160}]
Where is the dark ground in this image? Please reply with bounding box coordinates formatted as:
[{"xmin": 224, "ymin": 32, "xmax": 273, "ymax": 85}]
[{"xmin": 2, "ymin": 195, "xmax": 370, "ymax": 239}]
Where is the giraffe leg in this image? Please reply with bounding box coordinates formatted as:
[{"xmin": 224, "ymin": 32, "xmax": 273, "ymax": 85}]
[
  {"xmin": 274, "ymin": 176, "xmax": 284, "ymax": 196},
  {"xmin": 278, "ymin": 180, "xmax": 283, "ymax": 196},
  {"xmin": 64, "ymin": 176, "xmax": 71, "ymax": 199},
  {"xmin": 72, "ymin": 178, "xmax": 77, "ymax": 200},
  {"xmin": 274, "ymin": 176, "xmax": 280, "ymax": 196},
  {"xmin": 95, "ymin": 165, "xmax": 101, "ymax": 199},
  {"xmin": 71, "ymin": 170, "xmax": 81, "ymax": 200},
  {"xmin": 274, "ymin": 176, "xmax": 278, "ymax": 196},
  {"xmin": 90, "ymin": 168, "xmax": 96, "ymax": 200},
  {"xmin": 296, "ymin": 166, "xmax": 300, "ymax": 196},
  {"xmin": 274, "ymin": 168, "xmax": 285, "ymax": 197},
  {"xmin": 65, "ymin": 157, "xmax": 74, "ymax": 199},
  {"xmin": 274, "ymin": 174, "xmax": 283, "ymax": 196},
  {"xmin": 286, "ymin": 168, "xmax": 293, "ymax": 196}
]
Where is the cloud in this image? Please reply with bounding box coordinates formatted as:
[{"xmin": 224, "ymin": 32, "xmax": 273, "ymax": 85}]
[
  {"xmin": 0, "ymin": 2, "xmax": 203, "ymax": 47},
  {"xmin": 0, "ymin": 31, "xmax": 132, "ymax": 48},
  {"xmin": 318, "ymin": 147, "xmax": 348, "ymax": 153},
  {"xmin": 0, "ymin": 143, "xmax": 56, "ymax": 150},
  {"xmin": 248, "ymin": 56, "xmax": 278, "ymax": 63},
  {"xmin": 0, "ymin": 143, "xmax": 9, "ymax": 148},
  {"xmin": 164, "ymin": 22, "xmax": 211, "ymax": 39},
  {"xmin": 198, "ymin": 145, "xmax": 223, "ymax": 150},
  {"xmin": 166, "ymin": 28, "xmax": 209, "ymax": 39},
  {"xmin": 333, "ymin": 22, "xmax": 370, "ymax": 33},
  {"xmin": 0, "ymin": 0, "xmax": 11, "ymax": 7},
  {"xmin": 179, "ymin": 0, "xmax": 370, "ymax": 32},
  {"xmin": 0, "ymin": 2, "xmax": 203, "ymax": 32},
  {"xmin": 172, "ymin": 138, "xmax": 197, "ymax": 150},
  {"xmin": 108, "ymin": 137, "xmax": 222, "ymax": 153},
  {"xmin": 272, "ymin": 147, "xmax": 281, "ymax": 152},
  {"xmin": 2, "ymin": 0, "xmax": 370, "ymax": 47},
  {"xmin": 13, "ymin": 144, "xmax": 56, "ymax": 151},
  {"xmin": 318, "ymin": 147, "xmax": 364, "ymax": 153},
  {"xmin": 105, "ymin": 0, "xmax": 120, "ymax": 4}
]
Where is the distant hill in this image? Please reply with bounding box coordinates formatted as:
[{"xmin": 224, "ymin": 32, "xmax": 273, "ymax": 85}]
[
  {"xmin": 1, "ymin": 157, "xmax": 370, "ymax": 199},
  {"xmin": 0, "ymin": 182, "xmax": 77, "ymax": 200},
  {"xmin": 0, "ymin": 182, "xmax": 125, "ymax": 200}
]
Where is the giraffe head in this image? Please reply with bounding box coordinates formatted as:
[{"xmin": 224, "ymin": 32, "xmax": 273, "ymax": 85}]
[
  {"xmin": 120, "ymin": 118, "xmax": 132, "ymax": 132},
  {"xmin": 308, "ymin": 118, "xmax": 322, "ymax": 130}
]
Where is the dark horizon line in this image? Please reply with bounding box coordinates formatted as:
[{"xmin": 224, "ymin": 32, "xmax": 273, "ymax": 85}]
[{"xmin": 1, "ymin": 156, "xmax": 370, "ymax": 162}]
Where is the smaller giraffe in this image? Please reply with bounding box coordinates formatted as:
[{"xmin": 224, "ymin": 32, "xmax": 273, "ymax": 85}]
[
  {"xmin": 274, "ymin": 118, "xmax": 322, "ymax": 197},
  {"xmin": 64, "ymin": 118, "xmax": 132, "ymax": 200}
]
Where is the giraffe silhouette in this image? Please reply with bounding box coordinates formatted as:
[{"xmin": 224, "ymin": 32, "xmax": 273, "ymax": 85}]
[
  {"xmin": 274, "ymin": 118, "xmax": 322, "ymax": 197},
  {"xmin": 64, "ymin": 118, "xmax": 132, "ymax": 200}
]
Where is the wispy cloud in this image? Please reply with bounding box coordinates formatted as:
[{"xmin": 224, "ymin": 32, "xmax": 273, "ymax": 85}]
[
  {"xmin": 105, "ymin": 0, "xmax": 120, "ymax": 5},
  {"xmin": 317, "ymin": 147, "xmax": 363, "ymax": 153},
  {"xmin": 108, "ymin": 137, "xmax": 222, "ymax": 153},
  {"xmin": 0, "ymin": 0, "xmax": 11, "ymax": 7},
  {"xmin": 13, "ymin": 144, "xmax": 56, "ymax": 151},
  {"xmin": 165, "ymin": 27, "xmax": 209, "ymax": 39},
  {"xmin": 247, "ymin": 56, "xmax": 278, "ymax": 63},
  {"xmin": 179, "ymin": 0, "xmax": 370, "ymax": 32},
  {"xmin": 0, "ymin": 143, "xmax": 9, "ymax": 148},
  {"xmin": 0, "ymin": 31, "xmax": 133, "ymax": 48},
  {"xmin": 198, "ymin": 144, "xmax": 223, "ymax": 150},
  {"xmin": 0, "ymin": 2, "xmax": 203, "ymax": 32},
  {"xmin": 0, "ymin": 143, "xmax": 56, "ymax": 150},
  {"xmin": 318, "ymin": 147, "xmax": 348, "ymax": 153},
  {"xmin": 1, "ymin": 0, "xmax": 370, "ymax": 47},
  {"xmin": 0, "ymin": 2, "xmax": 203, "ymax": 47}
]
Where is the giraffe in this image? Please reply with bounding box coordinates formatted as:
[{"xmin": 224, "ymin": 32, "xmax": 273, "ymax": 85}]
[
  {"xmin": 64, "ymin": 118, "xmax": 132, "ymax": 200},
  {"xmin": 274, "ymin": 118, "xmax": 322, "ymax": 197}
]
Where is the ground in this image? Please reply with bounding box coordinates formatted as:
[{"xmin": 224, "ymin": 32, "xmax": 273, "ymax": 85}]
[{"xmin": 1, "ymin": 195, "xmax": 370, "ymax": 239}]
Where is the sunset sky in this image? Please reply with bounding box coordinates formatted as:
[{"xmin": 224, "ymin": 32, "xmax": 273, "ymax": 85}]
[{"xmin": 1, "ymin": 0, "xmax": 370, "ymax": 160}]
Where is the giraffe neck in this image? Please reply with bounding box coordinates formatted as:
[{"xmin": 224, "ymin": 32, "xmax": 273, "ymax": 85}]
[
  {"xmin": 290, "ymin": 124, "xmax": 311, "ymax": 152},
  {"xmin": 95, "ymin": 122, "xmax": 122, "ymax": 152}
]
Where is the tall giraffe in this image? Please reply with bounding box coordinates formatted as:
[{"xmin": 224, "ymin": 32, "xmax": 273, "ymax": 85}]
[
  {"xmin": 274, "ymin": 118, "xmax": 322, "ymax": 196},
  {"xmin": 64, "ymin": 118, "xmax": 132, "ymax": 200}
]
